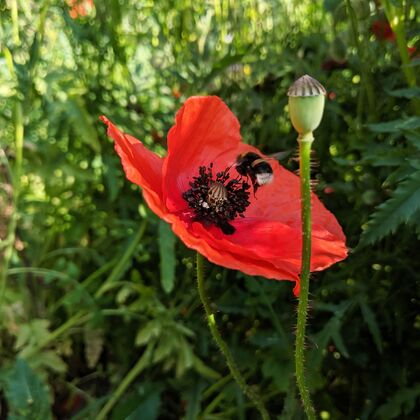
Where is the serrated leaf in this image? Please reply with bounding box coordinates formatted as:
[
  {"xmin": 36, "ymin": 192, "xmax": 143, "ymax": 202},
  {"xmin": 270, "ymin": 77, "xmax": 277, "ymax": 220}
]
[
  {"xmin": 405, "ymin": 132, "xmax": 420, "ymax": 149},
  {"xmin": 367, "ymin": 117, "xmax": 420, "ymax": 133},
  {"xmin": 84, "ymin": 328, "xmax": 104, "ymax": 369},
  {"xmin": 173, "ymin": 322, "xmax": 195, "ymax": 337},
  {"xmin": 0, "ymin": 359, "xmax": 52, "ymax": 420},
  {"xmin": 30, "ymin": 351, "xmax": 68, "ymax": 374},
  {"xmin": 310, "ymin": 301, "xmax": 353, "ymax": 367},
  {"xmin": 262, "ymin": 358, "xmax": 293, "ymax": 392},
  {"xmin": 153, "ymin": 337, "xmax": 173, "ymax": 363},
  {"xmin": 14, "ymin": 319, "xmax": 50, "ymax": 351},
  {"xmin": 383, "ymin": 166, "xmax": 416, "ymax": 188},
  {"xmin": 158, "ymin": 221, "xmax": 176, "ymax": 293},
  {"xmin": 330, "ymin": 318, "xmax": 349, "ymax": 358},
  {"xmin": 358, "ymin": 171, "xmax": 420, "ymax": 247},
  {"xmin": 359, "ymin": 300, "xmax": 383, "ymax": 353},
  {"xmin": 135, "ymin": 321, "xmax": 161, "ymax": 346}
]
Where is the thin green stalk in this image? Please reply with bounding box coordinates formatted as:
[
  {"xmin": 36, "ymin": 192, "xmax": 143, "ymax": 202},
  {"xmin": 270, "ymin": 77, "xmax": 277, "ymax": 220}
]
[
  {"xmin": 202, "ymin": 373, "xmax": 233, "ymax": 400},
  {"xmin": 96, "ymin": 343, "xmax": 154, "ymax": 420},
  {"xmin": 196, "ymin": 253, "xmax": 270, "ymax": 420},
  {"xmin": 0, "ymin": 102, "xmax": 23, "ymax": 304},
  {"xmin": 381, "ymin": 0, "xmax": 419, "ymax": 113},
  {"xmin": 95, "ymin": 219, "xmax": 147, "ymax": 297},
  {"xmin": 10, "ymin": 0, "xmax": 20, "ymax": 45},
  {"xmin": 382, "ymin": 0, "xmax": 416, "ymax": 88},
  {"xmin": 345, "ymin": 0, "xmax": 376, "ymax": 120},
  {"xmin": 294, "ymin": 132, "xmax": 316, "ymax": 420}
]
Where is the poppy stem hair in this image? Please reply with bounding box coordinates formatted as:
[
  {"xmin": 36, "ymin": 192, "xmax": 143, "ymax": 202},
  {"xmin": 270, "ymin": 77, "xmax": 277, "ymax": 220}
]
[
  {"xmin": 294, "ymin": 133, "xmax": 317, "ymax": 420},
  {"xmin": 195, "ymin": 253, "xmax": 270, "ymax": 420},
  {"xmin": 288, "ymin": 74, "xmax": 327, "ymax": 420}
]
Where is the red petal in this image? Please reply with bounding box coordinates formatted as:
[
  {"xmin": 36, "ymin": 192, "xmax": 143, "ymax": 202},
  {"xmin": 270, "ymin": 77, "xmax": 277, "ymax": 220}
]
[
  {"xmin": 170, "ymin": 216, "xmax": 299, "ymax": 283},
  {"xmin": 100, "ymin": 116, "xmax": 166, "ymax": 216},
  {"xmin": 163, "ymin": 96, "xmax": 242, "ymax": 212}
]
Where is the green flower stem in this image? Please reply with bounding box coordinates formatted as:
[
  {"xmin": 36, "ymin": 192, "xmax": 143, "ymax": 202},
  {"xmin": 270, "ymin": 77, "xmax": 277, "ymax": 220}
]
[
  {"xmin": 196, "ymin": 252, "xmax": 270, "ymax": 420},
  {"xmin": 295, "ymin": 132, "xmax": 316, "ymax": 420},
  {"xmin": 96, "ymin": 343, "xmax": 154, "ymax": 420}
]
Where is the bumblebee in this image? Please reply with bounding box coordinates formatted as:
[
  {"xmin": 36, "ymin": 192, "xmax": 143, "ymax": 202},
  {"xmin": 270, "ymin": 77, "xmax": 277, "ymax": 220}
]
[{"xmin": 235, "ymin": 152, "xmax": 274, "ymax": 193}]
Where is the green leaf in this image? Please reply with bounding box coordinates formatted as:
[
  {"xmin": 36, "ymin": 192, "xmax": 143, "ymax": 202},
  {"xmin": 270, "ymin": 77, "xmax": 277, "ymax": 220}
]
[
  {"xmin": 0, "ymin": 359, "xmax": 52, "ymax": 420},
  {"xmin": 367, "ymin": 117, "xmax": 420, "ymax": 133},
  {"xmin": 262, "ymin": 358, "xmax": 293, "ymax": 392},
  {"xmin": 14, "ymin": 319, "xmax": 50, "ymax": 351},
  {"xmin": 135, "ymin": 320, "xmax": 161, "ymax": 346},
  {"xmin": 124, "ymin": 387, "xmax": 161, "ymax": 420},
  {"xmin": 359, "ymin": 300, "xmax": 383, "ymax": 353},
  {"xmin": 158, "ymin": 221, "xmax": 176, "ymax": 293},
  {"xmin": 404, "ymin": 58, "xmax": 420, "ymax": 67},
  {"xmin": 405, "ymin": 132, "xmax": 420, "ymax": 149},
  {"xmin": 191, "ymin": 354, "xmax": 221, "ymax": 380},
  {"xmin": 358, "ymin": 171, "xmax": 420, "ymax": 247},
  {"xmin": 65, "ymin": 95, "xmax": 101, "ymax": 152},
  {"xmin": 330, "ymin": 318, "xmax": 350, "ymax": 358},
  {"xmin": 375, "ymin": 384, "xmax": 420, "ymax": 419},
  {"xmin": 184, "ymin": 379, "xmax": 206, "ymax": 420},
  {"xmin": 383, "ymin": 166, "xmax": 417, "ymax": 188},
  {"xmin": 386, "ymin": 87, "xmax": 420, "ymax": 99},
  {"xmin": 30, "ymin": 351, "xmax": 68, "ymax": 374},
  {"xmin": 279, "ymin": 376, "xmax": 298, "ymax": 419},
  {"xmin": 111, "ymin": 384, "xmax": 162, "ymax": 420}
]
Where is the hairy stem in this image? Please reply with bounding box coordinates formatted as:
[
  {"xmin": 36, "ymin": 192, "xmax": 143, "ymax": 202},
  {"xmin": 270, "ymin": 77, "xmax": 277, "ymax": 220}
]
[
  {"xmin": 295, "ymin": 132, "xmax": 316, "ymax": 420},
  {"xmin": 196, "ymin": 253, "xmax": 269, "ymax": 420}
]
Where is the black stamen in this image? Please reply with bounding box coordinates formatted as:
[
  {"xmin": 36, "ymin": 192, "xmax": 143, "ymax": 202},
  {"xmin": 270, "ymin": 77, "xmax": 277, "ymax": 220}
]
[{"xmin": 182, "ymin": 164, "xmax": 251, "ymax": 235}]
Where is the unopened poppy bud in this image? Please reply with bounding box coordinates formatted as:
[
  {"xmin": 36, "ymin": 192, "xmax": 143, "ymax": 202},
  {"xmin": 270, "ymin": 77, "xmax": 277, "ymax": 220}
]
[{"xmin": 287, "ymin": 75, "xmax": 326, "ymax": 137}]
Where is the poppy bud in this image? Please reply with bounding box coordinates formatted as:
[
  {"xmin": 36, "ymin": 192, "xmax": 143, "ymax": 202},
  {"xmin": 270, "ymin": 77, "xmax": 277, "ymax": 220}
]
[{"xmin": 287, "ymin": 75, "xmax": 326, "ymax": 137}]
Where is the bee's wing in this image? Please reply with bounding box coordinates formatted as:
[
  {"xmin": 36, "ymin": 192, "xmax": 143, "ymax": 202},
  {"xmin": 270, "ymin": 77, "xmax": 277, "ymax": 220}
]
[{"xmin": 267, "ymin": 150, "xmax": 292, "ymax": 161}]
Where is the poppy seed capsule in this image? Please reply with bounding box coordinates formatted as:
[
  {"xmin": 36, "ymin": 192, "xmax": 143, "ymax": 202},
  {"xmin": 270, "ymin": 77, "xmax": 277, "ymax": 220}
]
[{"xmin": 287, "ymin": 75, "xmax": 326, "ymax": 136}]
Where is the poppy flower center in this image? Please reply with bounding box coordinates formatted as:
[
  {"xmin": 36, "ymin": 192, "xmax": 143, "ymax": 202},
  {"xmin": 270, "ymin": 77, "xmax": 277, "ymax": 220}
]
[{"xmin": 182, "ymin": 163, "xmax": 251, "ymax": 235}]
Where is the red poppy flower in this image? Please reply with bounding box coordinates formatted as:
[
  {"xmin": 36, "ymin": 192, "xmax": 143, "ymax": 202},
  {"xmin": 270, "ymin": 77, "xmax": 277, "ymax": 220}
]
[
  {"xmin": 100, "ymin": 96, "xmax": 347, "ymax": 296},
  {"xmin": 371, "ymin": 20, "xmax": 396, "ymax": 42},
  {"xmin": 321, "ymin": 59, "xmax": 348, "ymax": 72},
  {"xmin": 408, "ymin": 46, "xmax": 417, "ymax": 57},
  {"xmin": 67, "ymin": 0, "xmax": 94, "ymax": 19}
]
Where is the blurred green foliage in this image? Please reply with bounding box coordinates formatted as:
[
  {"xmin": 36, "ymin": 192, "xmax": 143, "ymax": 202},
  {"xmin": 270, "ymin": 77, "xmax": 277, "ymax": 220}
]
[{"xmin": 1, "ymin": 0, "xmax": 420, "ymax": 419}]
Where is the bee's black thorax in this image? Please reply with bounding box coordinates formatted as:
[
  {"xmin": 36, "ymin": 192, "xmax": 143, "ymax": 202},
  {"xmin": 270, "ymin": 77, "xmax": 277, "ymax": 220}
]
[{"xmin": 235, "ymin": 152, "xmax": 273, "ymax": 193}]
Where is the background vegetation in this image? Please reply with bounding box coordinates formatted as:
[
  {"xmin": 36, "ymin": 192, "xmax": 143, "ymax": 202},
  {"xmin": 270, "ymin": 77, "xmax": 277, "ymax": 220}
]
[{"xmin": 1, "ymin": 0, "xmax": 419, "ymax": 418}]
